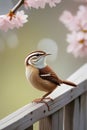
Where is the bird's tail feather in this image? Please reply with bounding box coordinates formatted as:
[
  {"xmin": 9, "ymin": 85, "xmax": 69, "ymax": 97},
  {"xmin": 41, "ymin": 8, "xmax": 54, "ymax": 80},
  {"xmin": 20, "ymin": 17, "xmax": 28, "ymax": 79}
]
[{"xmin": 62, "ymin": 80, "xmax": 77, "ymax": 87}]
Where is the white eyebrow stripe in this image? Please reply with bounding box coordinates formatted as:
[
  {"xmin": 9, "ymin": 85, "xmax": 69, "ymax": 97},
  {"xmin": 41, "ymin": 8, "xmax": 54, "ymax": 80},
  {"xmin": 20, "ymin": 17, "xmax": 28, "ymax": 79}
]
[
  {"xmin": 25, "ymin": 52, "xmax": 44, "ymax": 64},
  {"xmin": 28, "ymin": 52, "xmax": 37, "ymax": 57},
  {"xmin": 27, "ymin": 52, "xmax": 44, "ymax": 58},
  {"xmin": 25, "ymin": 53, "xmax": 37, "ymax": 63}
]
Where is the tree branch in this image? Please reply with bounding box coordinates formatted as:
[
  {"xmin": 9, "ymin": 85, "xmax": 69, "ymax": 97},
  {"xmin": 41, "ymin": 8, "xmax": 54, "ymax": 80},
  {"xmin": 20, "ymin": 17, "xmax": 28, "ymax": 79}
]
[{"xmin": 11, "ymin": 0, "xmax": 25, "ymax": 13}]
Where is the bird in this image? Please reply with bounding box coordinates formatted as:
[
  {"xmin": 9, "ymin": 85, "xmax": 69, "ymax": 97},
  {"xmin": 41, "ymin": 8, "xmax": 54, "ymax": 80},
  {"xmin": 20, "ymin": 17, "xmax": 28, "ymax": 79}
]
[{"xmin": 25, "ymin": 50, "xmax": 77, "ymax": 104}]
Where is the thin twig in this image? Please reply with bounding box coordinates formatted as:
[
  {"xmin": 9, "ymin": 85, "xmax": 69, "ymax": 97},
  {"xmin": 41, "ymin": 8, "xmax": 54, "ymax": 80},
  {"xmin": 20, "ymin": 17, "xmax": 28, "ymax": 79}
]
[{"xmin": 11, "ymin": 0, "xmax": 25, "ymax": 13}]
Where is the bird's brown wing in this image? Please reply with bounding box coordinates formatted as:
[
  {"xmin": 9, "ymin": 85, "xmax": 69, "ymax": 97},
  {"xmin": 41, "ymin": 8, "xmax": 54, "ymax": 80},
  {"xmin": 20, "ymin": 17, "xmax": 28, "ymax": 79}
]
[{"xmin": 39, "ymin": 66, "xmax": 62, "ymax": 85}]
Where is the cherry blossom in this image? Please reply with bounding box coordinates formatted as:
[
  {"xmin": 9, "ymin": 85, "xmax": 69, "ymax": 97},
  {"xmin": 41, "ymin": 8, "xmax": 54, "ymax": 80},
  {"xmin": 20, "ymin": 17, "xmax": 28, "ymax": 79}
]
[
  {"xmin": 11, "ymin": 10, "xmax": 28, "ymax": 29},
  {"xmin": 59, "ymin": 11, "xmax": 81, "ymax": 31},
  {"xmin": 24, "ymin": 0, "xmax": 61, "ymax": 9},
  {"xmin": 0, "ymin": 15, "xmax": 12, "ymax": 32},
  {"xmin": 67, "ymin": 32, "xmax": 87, "ymax": 57},
  {"xmin": 47, "ymin": 0, "xmax": 61, "ymax": 8},
  {"xmin": 59, "ymin": 6, "xmax": 87, "ymax": 32},
  {"xmin": 24, "ymin": 0, "xmax": 46, "ymax": 9},
  {"xmin": 59, "ymin": 5, "xmax": 87, "ymax": 58},
  {"xmin": 0, "ymin": 10, "xmax": 28, "ymax": 32}
]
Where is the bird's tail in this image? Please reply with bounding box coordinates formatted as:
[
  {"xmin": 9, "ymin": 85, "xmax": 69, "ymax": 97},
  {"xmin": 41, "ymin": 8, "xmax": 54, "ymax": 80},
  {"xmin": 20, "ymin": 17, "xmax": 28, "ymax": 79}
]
[{"xmin": 62, "ymin": 80, "xmax": 77, "ymax": 87}]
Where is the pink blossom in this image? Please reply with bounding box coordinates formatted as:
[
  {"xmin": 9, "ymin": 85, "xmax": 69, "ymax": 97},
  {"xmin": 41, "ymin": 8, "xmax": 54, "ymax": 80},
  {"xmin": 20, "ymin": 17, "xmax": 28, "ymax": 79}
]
[
  {"xmin": 59, "ymin": 11, "xmax": 80, "ymax": 31},
  {"xmin": 24, "ymin": 0, "xmax": 30, "ymax": 9},
  {"xmin": 76, "ymin": 6, "xmax": 87, "ymax": 31},
  {"xmin": 77, "ymin": 5, "xmax": 87, "ymax": 18},
  {"xmin": 59, "ymin": 6, "xmax": 87, "ymax": 32},
  {"xmin": 24, "ymin": 0, "xmax": 61, "ymax": 9},
  {"xmin": 59, "ymin": 10, "xmax": 73, "ymax": 24},
  {"xmin": 60, "ymin": 5, "xmax": 87, "ymax": 58},
  {"xmin": 24, "ymin": 0, "xmax": 47, "ymax": 9},
  {"xmin": 11, "ymin": 10, "xmax": 28, "ymax": 28},
  {"xmin": 0, "ymin": 15, "xmax": 12, "ymax": 32},
  {"xmin": 47, "ymin": 0, "xmax": 61, "ymax": 7},
  {"xmin": 67, "ymin": 32, "xmax": 87, "ymax": 57},
  {"xmin": 0, "ymin": 10, "xmax": 28, "ymax": 32}
]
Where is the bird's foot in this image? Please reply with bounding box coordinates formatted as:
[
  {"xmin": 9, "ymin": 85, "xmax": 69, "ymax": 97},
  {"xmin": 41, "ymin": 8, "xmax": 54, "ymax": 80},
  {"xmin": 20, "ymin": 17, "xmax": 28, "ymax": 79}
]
[
  {"xmin": 33, "ymin": 98, "xmax": 43, "ymax": 103},
  {"xmin": 42, "ymin": 96, "xmax": 54, "ymax": 101},
  {"xmin": 32, "ymin": 97, "xmax": 53, "ymax": 111}
]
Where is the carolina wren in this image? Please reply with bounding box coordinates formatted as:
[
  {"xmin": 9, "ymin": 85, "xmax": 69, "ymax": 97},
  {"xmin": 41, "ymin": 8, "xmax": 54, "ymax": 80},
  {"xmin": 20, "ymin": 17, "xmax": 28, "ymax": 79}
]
[{"xmin": 25, "ymin": 51, "xmax": 77, "ymax": 103}]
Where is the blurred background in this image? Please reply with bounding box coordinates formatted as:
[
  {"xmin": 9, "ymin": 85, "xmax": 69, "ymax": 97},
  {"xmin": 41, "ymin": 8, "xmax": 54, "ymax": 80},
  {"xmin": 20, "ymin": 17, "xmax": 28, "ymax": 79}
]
[{"xmin": 0, "ymin": 0, "xmax": 87, "ymax": 120}]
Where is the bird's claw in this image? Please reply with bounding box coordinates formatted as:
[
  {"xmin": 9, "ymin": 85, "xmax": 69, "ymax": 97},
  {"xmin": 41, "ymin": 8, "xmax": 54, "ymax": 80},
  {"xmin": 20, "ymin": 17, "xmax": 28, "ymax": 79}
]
[{"xmin": 32, "ymin": 97, "xmax": 53, "ymax": 111}]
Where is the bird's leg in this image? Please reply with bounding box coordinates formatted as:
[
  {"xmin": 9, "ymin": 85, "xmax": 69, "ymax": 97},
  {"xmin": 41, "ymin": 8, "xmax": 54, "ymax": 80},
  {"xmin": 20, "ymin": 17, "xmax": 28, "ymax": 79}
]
[
  {"xmin": 32, "ymin": 92, "xmax": 53, "ymax": 111},
  {"xmin": 33, "ymin": 98, "xmax": 50, "ymax": 110},
  {"xmin": 42, "ymin": 91, "xmax": 53, "ymax": 101}
]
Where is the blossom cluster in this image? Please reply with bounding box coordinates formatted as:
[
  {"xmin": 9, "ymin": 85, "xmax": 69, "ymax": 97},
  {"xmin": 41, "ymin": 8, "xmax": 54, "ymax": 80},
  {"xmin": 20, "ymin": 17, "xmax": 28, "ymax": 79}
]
[
  {"xmin": 0, "ymin": 11, "xmax": 28, "ymax": 32},
  {"xmin": 24, "ymin": 0, "xmax": 61, "ymax": 9},
  {"xmin": 59, "ymin": 5, "xmax": 87, "ymax": 58},
  {"xmin": 0, "ymin": 0, "xmax": 61, "ymax": 32}
]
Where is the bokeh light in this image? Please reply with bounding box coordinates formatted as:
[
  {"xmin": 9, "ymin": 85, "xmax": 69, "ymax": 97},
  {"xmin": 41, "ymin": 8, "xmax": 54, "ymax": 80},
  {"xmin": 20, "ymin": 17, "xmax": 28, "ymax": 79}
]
[{"xmin": 37, "ymin": 38, "xmax": 58, "ymax": 61}]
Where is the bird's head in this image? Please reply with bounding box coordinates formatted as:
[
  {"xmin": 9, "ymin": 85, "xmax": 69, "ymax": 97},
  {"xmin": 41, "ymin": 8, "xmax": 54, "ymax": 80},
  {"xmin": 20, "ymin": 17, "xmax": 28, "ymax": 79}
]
[{"xmin": 25, "ymin": 51, "xmax": 51, "ymax": 69}]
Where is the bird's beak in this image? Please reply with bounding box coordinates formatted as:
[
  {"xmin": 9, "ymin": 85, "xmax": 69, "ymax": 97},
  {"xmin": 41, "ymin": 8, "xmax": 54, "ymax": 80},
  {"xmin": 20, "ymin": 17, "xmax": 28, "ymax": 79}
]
[{"xmin": 44, "ymin": 53, "xmax": 51, "ymax": 56}]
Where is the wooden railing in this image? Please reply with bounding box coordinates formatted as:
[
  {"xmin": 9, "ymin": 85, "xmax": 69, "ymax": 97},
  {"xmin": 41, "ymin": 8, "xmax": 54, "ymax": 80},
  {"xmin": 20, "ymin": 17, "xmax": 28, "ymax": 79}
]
[{"xmin": 0, "ymin": 63, "xmax": 87, "ymax": 130}]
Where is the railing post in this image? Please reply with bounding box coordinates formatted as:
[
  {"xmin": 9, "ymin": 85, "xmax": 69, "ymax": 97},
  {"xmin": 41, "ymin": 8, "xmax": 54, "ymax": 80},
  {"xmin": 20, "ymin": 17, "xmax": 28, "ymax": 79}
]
[
  {"xmin": 39, "ymin": 108, "xmax": 64, "ymax": 130},
  {"xmin": 39, "ymin": 116, "xmax": 52, "ymax": 130},
  {"xmin": 64, "ymin": 101, "xmax": 74, "ymax": 130},
  {"xmin": 65, "ymin": 92, "xmax": 87, "ymax": 130},
  {"xmin": 73, "ymin": 97, "xmax": 80, "ymax": 130},
  {"xmin": 52, "ymin": 108, "xmax": 64, "ymax": 130},
  {"xmin": 79, "ymin": 92, "xmax": 87, "ymax": 130}
]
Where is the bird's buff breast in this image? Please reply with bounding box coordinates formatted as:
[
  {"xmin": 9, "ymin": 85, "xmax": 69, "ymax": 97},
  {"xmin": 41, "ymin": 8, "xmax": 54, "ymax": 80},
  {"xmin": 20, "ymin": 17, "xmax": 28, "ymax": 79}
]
[
  {"xmin": 25, "ymin": 66, "xmax": 33, "ymax": 81},
  {"xmin": 25, "ymin": 66, "xmax": 56, "ymax": 92}
]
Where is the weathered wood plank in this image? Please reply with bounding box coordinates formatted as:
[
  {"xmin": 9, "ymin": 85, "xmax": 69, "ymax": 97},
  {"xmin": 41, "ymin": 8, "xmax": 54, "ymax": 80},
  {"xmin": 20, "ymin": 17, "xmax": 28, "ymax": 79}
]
[
  {"xmin": 39, "ymin": 116, "xmax": 51, "ymax": 130},
  {"xmin": 73, "ymin": 98, "xmax": 80, "ymax": 130},
  {"xmin": 73, "ymin": 92, "xmax": 87, "ymax": 130},
  {"xmin": 0, "ymin": 103, "xmax": 47, "ymax": 130},
  {"xmin": 85, "ymin": 92, "xmax": 87, "ymax": 130},
  {"xmin": 39, "ymin": 108, "xmax": 64, "ymax": 130},
  {"xmin": 79, "ymin": 92, "xmax": 87, "ymax": 130},
  {"xmin": 52, "ymin": 108, "xmax": 64, "ymax": 130},
  {"xmin": 84, "ymin": 92, "xmax": 87, "ymax": 130},
  {"xmin": 64, "ymin": 101, "xmax": 74, "ymax": 130}
]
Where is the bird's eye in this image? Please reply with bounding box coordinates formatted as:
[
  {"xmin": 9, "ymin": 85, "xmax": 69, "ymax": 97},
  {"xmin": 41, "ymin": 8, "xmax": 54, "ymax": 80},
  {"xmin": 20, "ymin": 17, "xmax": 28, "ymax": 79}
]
[{"xmin": 36, "ymin": 54, "xmax": 40, "ymax": 57}]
